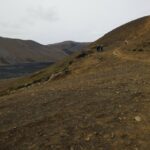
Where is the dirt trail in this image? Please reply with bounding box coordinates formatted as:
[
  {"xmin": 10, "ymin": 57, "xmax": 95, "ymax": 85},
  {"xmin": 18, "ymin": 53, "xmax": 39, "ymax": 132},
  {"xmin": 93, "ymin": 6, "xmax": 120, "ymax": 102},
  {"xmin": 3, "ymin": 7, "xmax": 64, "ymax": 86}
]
[{"xmin": 113, "ymin": 49, "xmax": 150, "ymax": 63}]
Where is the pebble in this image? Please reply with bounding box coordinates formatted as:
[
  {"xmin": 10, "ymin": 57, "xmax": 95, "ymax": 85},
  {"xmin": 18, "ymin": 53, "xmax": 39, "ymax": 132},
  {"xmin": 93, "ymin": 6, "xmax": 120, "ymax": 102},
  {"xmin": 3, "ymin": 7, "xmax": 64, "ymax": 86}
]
[
  {"xmin": 70, "ymin": 147, "xmax": 74, "ymax": 150},
  {"xmin": 111, "ymin": 133, "xmax": 115, "ymax": 139},
  {"xmin": 116, "ymin": 91, "xmax": 120, "ymax": 94},
  {"xmin": 135, "ymin": 116, "xmax": 142, "ymax": 122},
  {"xmin": 118, "ymin": 104, "xmax": 122, "ymax": 108},
  {"xmin": 85, "ymin": 133, "xmax": 93, "ymax": 141}
]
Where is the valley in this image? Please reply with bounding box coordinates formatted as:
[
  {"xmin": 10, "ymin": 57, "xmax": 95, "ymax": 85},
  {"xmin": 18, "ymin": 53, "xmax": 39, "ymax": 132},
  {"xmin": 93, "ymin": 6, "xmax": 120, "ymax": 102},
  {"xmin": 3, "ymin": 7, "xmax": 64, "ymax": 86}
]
[{"xmin": 0, "ymin": 16, "xmax": 149, "ymax": 150}]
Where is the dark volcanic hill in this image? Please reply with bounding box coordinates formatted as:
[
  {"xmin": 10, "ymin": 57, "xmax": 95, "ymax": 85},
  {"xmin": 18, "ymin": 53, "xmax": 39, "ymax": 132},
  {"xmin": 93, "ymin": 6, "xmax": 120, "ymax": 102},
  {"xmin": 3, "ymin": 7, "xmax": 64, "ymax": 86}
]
[{"xmin": 0, "ymin": 37, "xmax": 89, "ymax": 65}]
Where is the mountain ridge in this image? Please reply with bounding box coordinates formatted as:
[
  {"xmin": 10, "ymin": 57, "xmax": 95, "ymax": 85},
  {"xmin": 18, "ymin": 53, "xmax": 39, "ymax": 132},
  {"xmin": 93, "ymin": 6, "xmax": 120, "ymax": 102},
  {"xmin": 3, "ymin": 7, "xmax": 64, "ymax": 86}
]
[{"xmin": 0, "ymin": 37, "xmax": 89, "ymax": 65}]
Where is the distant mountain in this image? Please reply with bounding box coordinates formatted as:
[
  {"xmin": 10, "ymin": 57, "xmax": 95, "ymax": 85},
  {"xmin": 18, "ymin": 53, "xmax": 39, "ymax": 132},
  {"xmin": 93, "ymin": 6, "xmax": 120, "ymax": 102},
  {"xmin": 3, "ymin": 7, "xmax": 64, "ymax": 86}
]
[
  {"xmin": 47, "ymin": 41, "xmax": 90, "ymax": 55},
  {"xmin": 0, "ymin": 37, "xmax": 66, "ymax": 65},
  {"xmin": 0, "ymin": 37, "xmax": 89, "ymax": 65}
]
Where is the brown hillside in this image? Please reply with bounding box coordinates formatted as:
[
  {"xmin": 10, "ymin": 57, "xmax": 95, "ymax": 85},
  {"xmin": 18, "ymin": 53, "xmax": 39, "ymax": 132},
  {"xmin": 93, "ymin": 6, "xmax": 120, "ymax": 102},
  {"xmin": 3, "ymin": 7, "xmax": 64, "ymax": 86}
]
[
  {"xmin": 91, "ymin": 16, "xmax": 150, "ymax": 51},
  {"xmin": 0, "ymin": 16, "xmax": 149, "ymax": 149}
]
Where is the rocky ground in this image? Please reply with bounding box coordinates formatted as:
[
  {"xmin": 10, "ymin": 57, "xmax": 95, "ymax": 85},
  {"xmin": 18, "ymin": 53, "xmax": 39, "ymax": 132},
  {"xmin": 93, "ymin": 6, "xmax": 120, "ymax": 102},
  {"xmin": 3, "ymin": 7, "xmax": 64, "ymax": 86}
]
[{"xmin": 0, "ymin": 49, "xmax": 149, "ymax": 150}]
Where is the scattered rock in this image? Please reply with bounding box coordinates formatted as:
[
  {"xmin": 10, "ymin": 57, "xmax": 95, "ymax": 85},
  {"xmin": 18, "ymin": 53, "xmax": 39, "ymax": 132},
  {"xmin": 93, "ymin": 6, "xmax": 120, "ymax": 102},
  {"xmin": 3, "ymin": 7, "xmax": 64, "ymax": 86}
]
[
  {"xmin": 133, "ymin": 109, "xmax": 138, "ymax": 112},
  {"xmin": 103, "ymin": 134, "xmax": 110, "ymax": 139},
  {"xmin": 70, "ymin": 146, "xmax": 74, "ymax": 150},
  {"xmin": 31, "ymin": 93, "xmax": 35, "ymax": 96},
  {"xmin": 111, "ymin": 133, "xmax": 115, "ymax": 139},
  {"xmin": 49, "ymin": 71, "xmax": 67, "ymax": 81},
  {"xmin": 85, "ymin": 133, "xmax": 93, "ymax": 141},
  {"xmin": 118, "ymin": 104, "xmax": 122, "ymax": 108},
  {"xmin": 123, "ymin": 117, "xmax": 126, "ymax": 120},
  {"xmin": 135, "ymin": 116, "xmax": 142, "ymax": 122},
  {"xmin": 116, "ymin": 91, "xmax": 120, "ymax": 94},
  {"xmin": 118, "ymin": 117, "xmax": 122, "ymax": 121}
]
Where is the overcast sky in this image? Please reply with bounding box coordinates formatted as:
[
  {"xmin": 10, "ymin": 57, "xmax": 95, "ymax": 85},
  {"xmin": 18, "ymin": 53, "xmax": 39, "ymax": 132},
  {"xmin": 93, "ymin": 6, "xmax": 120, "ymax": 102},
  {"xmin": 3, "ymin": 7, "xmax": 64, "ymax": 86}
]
[{"xmin": 0, "ymin": 0, "xmax": 149, "ymax": 44}]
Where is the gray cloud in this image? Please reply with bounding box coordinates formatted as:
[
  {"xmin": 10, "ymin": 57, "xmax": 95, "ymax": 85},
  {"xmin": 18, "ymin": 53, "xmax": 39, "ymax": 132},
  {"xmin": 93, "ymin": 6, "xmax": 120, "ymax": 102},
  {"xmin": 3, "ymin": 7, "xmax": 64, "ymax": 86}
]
[
  {"xmin": 0, "ymin": 0, "xmax": 149, "ymax": 44},
  {"xmin": 0, "ymin": 4, "xmax": 59, "ymax": 35},
  {"xmin": 27, "ymin": 6, "xmax": 59, "ymax": 23},
  {"xmin": 0, "ymin": 22, "xmax": 21, "ymax": 29}
]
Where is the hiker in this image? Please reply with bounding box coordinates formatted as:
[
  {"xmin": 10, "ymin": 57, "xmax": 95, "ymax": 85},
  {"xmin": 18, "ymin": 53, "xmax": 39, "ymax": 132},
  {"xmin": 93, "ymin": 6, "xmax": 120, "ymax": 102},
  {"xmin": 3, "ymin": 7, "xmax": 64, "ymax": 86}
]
[{"xmin": 96, "ymin": 45, "xmax": 103, "ymax": 52}]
